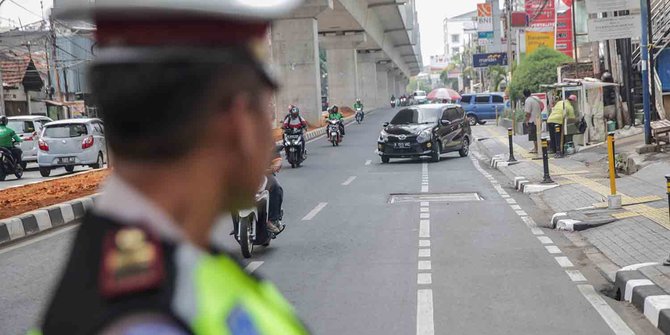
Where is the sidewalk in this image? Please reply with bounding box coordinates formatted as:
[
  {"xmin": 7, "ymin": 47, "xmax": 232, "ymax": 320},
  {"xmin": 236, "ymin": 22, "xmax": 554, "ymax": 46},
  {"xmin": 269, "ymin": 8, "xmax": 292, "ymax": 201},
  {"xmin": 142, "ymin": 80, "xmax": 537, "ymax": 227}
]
[{"xmin": 472, "ymin": 123, "xmax": 670, "ymax": 289}]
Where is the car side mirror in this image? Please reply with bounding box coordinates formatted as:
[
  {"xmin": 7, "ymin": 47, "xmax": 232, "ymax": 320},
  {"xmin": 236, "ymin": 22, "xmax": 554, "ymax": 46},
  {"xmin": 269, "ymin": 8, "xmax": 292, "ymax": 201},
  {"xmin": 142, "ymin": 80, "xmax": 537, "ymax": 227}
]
[
  {"xmin": 383, "ymin": 122, "xmax": 389, "ymax": 128},
  {"xmin": 440, "ymin": 119, "xmax": 451, "ymax": 126}
]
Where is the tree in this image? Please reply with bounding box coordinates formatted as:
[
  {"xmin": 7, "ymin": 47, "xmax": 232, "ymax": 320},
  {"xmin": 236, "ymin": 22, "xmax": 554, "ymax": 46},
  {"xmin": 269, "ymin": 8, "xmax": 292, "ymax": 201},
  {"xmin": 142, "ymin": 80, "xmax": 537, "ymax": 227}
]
[
  {"xmin": 508, "ymin": 46, "xmax": 572, "ymax": 101},
  {"xmin": 407, "ymin": 76, "xmax": 431, "ymax": 93},
  {"xmin": 488, "ymin": 65, "xmax": 507, "ymax": 92}
]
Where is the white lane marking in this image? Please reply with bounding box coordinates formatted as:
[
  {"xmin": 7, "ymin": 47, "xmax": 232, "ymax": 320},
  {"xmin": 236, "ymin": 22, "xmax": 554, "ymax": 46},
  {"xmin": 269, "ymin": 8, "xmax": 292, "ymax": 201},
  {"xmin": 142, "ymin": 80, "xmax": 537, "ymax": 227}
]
[
  {"xmin": 521, "ymin": 216, "xmax": 537, "ymax": 228},
  {"xmin": 505, "ymin": 198, "xmax": 517, "ymax": 204},
  {"xmin": 418, "ymin": 260, "xmax": 432, "ymax": 270},
  {"xmin": 644, "ymin": 295, "xmax": 670, "ymax": 327},
  {"xmin": 0, "ymin": 224, "xmax": 78, "ymax": 255},
  {"xmin": 516, "ymin": 210, "xmax": 528, "ymax": 216},
  {"xmin": 501, "ymin": 194, "xmax": 510, "ymax": 198},
  {"xmin": 365, "ymin": 160, "xmax": 372, "ymax": 166},
  {"xmin": 419, "ymin": 220, "xmax": 430, "ymax": 238},
  {"xmin": 530, "ymin": 228, "xmax": 544, "ymax": 235},
  {"xmin": 554, "ymin": 256, "xmax": 574, "ymax": 268},
  {"xmin": 342, "ymin": 176, "xmax": 357, "ymax": 186},
  {"xmin": 510, "ymin": 204, "xmax": 522, "ymax": 210},
  {"xmin": 244, "ymin": 261, "xmax": 264, "ymax": 273},
  {"xmin": 420, "ymin": 207, "xmax": 429, "ymax": 213},
  {"xmin": 302, "ymin": 202, "xmax": 328, "ymax": 221},
  {"xmin": 566, "ymin": 269, "xmax": 587, "ymax": 282},
  {"xmin": 545, "ymin": 245, "xmax": 562, "ymax": 254},
  {"xmin": 624, "ymin": 279, "xmax": 654, "ymax": 302},
  {"xmin": 577, "ymin": 285, "xmax": 635, "ymax": 335},
  {"xmin": 420, "ymin": 202, "xmax": 429, "ymax": 207},
  {"xmin": 421, "ymin": 185, "xmax": 429, "ymax": 193},
  {"xmin": 537, "ymin": 236, "xmax": 553, "ymax": 244},
  {"xmin": 417, "ymin": 289, "xmax": 435, "ymax": 335},
  {"xmin": 418, "ymin": 249, "xmax": 431, "ymax": 258},
  {"xmin": 417, "ymin": 273, "xmax": 432, "ymax": 285},
  {"xmin": 419, "ymin": 240, "xmax": 431, "ymax": 247},
  {"xmin": 420, "ymin": 213, "xmax": 430, "ymax": 219}
]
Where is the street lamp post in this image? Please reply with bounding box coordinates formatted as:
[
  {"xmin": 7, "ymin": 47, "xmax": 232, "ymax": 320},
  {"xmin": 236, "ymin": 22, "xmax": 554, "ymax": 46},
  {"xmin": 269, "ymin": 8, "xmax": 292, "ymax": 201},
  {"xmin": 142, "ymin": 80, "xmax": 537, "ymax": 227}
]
[{"xmin": 640, "ymin": 0, "xmax": 652, "ymax": 144}]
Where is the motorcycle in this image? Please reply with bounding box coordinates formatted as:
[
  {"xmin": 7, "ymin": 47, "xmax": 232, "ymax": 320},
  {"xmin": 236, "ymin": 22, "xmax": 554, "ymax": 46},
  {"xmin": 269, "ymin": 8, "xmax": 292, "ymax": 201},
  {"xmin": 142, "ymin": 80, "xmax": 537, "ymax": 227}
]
[
  {"xmin": 231, "ymin": 177, "xmax": 282, "ymax": 258},
  {"xmin": 0, "ymin": 144, "xmax": 23, "ymax": 181},
  {"xmin": 355, "ymin": 107, "xmax": 364, "ymax": 124},
  {"xmin": 399, "ymin": 96, "xmax": 406, "ymax": 106},
  {"xmin": 326, "ymin": 119, "xmax": 342, "ymax": 146},
  {"xmin": 283, "ymin": 128, "xmax": 306, "ymax": 168},
  {"xmin": 390, "ymin": 99, "xmax": 396, "ymax": 108}
]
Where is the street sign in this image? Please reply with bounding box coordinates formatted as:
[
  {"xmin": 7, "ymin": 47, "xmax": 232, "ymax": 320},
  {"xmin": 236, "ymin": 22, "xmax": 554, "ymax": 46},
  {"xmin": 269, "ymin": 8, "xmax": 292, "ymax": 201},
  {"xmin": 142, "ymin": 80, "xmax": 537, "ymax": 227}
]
[
  {"xmin": 478, "ymin": 31, "xmax": 493, "ymax": 46},
  {"xmin": 477, "ymin": 3, "xmax": 493, "ymax": 32},
  {"xmin": 473, "ymin": 53, "xmax": 508, "ymax": 68},
  {"xmin": 587, "ymin": 15, "xmax": 641, "ymax": 42},
  {"xmin": 586, "ymin": 0, "xmax": 640, "ymax": 14}
]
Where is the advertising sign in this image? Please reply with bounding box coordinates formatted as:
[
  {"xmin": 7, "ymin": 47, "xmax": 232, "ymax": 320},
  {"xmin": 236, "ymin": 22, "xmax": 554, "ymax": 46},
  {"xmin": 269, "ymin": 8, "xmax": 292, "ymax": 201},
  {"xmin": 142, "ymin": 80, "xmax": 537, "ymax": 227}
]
[
  {"xmin": 587, "ymin": 15, "xmax": 641, "ymax": 42},
  {"xmin": 526, "ymin": 31, "xmax": 555, "ymax": 54},
  {"xmin": 525, "ymin": 0, "xmax": 556, "ymax": 32},
  {"xmin": 586, "ymin": 0, "xmax": 640, "ymax": 14},
  {"xmin": 555, "ymin": 0, "xmax": 574, "ymax": 58},
  {"xmin": 477, "ymin": 3, "xmax": 493, "ymax": 32},
  {"xmin": 473, "ymin": 53, "xmax": 508, "ymax": 68}
]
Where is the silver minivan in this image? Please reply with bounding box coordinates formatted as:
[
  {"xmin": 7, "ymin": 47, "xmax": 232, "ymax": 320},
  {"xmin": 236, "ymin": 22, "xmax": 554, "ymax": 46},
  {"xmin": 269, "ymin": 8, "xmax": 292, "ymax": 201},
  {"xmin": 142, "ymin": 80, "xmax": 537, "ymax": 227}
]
[
  {"xmin": 7, "ymin": 115, "xmax": 53, "ymax": 168},
  {"xmin": 37, "ymin": 118, "xmax": 107, "ymax": 177}
]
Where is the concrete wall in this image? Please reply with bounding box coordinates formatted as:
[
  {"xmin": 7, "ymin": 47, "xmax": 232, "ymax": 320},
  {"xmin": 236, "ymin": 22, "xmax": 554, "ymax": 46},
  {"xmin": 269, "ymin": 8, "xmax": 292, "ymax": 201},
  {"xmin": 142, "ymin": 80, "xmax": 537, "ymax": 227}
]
[{"xmin": 271, "ymin": 18, "xmax": 322, "ymax": 125}]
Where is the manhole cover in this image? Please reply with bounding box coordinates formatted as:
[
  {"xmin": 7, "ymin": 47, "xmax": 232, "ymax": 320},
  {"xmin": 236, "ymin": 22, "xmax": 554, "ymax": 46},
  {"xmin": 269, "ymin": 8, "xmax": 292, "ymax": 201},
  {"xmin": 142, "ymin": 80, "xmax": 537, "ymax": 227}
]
[{"xmin": 388, "ymin": 193, "xmax": 484, "ymax": 204}]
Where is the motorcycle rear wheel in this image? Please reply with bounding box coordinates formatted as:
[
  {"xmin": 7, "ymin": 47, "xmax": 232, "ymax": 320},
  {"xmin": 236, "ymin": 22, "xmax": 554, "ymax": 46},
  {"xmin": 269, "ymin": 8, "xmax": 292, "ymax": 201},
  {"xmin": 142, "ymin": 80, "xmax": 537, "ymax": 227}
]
[
  {"xmin": 14, "ymin": 165, "xmax": 23, "ymax": 179},
  {"xmin": 239, "ymin": 214, "xmax": 255, "ymax": 258}
]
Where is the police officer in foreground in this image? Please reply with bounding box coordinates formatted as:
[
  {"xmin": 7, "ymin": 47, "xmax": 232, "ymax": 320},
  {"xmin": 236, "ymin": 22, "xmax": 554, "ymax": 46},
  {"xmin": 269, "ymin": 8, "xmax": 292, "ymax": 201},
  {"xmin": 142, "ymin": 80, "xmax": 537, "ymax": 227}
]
[{"xmin": 32, "ymin": 1, "xmax": 309, "ymax": 334}]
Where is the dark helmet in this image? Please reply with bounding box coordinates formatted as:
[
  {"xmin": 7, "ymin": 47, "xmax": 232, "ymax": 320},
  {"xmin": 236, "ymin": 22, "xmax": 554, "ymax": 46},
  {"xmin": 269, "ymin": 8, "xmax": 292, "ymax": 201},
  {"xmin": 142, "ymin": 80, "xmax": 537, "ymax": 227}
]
[
  {"xmin": 290, "ymin": 106, "xmax": 300, "ymax": 117},
  {"xmin": 0, "ymin": 116, "xmax": 7, "ymax": 126},
  {"xmin": 330, "ymin": 105, "xmax": 339, "ymax": 113}
]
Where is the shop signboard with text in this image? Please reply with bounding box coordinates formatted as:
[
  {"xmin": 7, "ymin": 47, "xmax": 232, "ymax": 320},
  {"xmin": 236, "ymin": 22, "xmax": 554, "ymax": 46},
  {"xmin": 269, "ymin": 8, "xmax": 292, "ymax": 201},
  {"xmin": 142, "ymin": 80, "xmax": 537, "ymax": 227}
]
[{"xmin": 473, "ymin": 53, "xmax": 508, "ymax": 68}]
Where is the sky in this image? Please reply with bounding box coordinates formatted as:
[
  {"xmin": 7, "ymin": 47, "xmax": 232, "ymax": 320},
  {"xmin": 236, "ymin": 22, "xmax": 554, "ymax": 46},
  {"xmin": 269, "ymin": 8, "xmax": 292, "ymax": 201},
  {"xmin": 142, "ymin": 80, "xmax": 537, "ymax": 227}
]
[
  {"xmin": 415, "ymin": 0, "xmax": 480, "ymax": 65},
  {"xmin": 0, "ymin": 0, "xmax": 52, "ymax": 27}
]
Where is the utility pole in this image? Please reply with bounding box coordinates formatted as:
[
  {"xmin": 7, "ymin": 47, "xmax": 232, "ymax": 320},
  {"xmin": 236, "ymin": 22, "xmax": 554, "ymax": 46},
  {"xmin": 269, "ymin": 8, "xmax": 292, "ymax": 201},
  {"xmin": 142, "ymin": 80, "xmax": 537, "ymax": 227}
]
[
  {"xmin": 49, "ymin": 14, "xmax": 63, "ymax": 103},
  {"xmin": 640, "ymin": 0, "xmax": 652, "ymax": 144},
  {"xmin": 0, "ymin": 0, "xmax": 8, "ymax": 116}
]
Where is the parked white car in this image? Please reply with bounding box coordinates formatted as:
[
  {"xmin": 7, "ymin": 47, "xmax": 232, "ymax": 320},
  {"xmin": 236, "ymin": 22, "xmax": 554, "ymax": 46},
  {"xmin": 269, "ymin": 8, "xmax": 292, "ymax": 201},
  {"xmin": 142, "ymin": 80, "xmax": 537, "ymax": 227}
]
[
  {"xmin": 37, "ymin": 118, "xmax": 107, "ymax": 177},
  {"xmin": 413, "ymin": 90, "xmax": 428, "ymax": 104},
  {"xmin": 6, "ymin": 115, "xmax": 53, "ymax": 168}
]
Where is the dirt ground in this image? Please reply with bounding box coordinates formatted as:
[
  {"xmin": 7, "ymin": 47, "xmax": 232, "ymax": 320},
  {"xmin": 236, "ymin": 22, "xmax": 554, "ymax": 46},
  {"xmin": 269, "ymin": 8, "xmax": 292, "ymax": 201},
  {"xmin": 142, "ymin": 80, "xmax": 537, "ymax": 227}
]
[{"xmin": 0, "ymin": 169, "xmax": 109, "ymax": 219}]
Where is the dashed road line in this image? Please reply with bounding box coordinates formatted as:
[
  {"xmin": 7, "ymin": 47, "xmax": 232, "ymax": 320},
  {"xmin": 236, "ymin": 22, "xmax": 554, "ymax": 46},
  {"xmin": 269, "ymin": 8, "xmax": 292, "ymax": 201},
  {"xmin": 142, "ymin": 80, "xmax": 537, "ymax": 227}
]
[
  {"xmin": 530, "ymin": 227, "xmax": 544, "ymax": 235},
  {"xmin": 566, "ymin": 269, "xmax": 587, "ymax": 282},
  {"xmin": 302, "ymin": 202, "xmax": 328, "ymax": 221},
  {"xmin": 515, "ymin": 210, "xmax": 528, "ymax": 216},
  {"xmin": 419, "ymin": 220, "xmax": 430, "ymax": 238},
  {"xmin": 417, "ymin": 289, "xmax": 435, "ymax": 335},
  {"xmin": 418, "ymin": 249, "xmax": 431, "ymax": 258},
  {"xmin": 545, "ymin": 245, "xmax": 562, "ymax": 254},
  {"xmin": 537, "ymin": 236, "xmax": 553, "ymax": 244},
  {"xmin": 244, "ymin": 261, "xmax": 264, "ymax": 273},
  {"xmin": 365, "ymin": 160, "xmax": 372, "ymax": 166},
  {"xmin": 419, "ymin": 240, "xmax": 431, "ymax": 247},
  {"xmin": 418, "ymin": 260, "xmax": 432, "ymax": 270},
  {"xmin": 420, "ymin": 207, "xmax": 429, "ymax": 213},
  {"xmin": 342, "ymin": 176, "xmax": 357, "ymax": 186},
  {"xmin": 555, "ymin": 256, "xmax": 574, "ymax": 268},
  {"xmin": 417, "ymin": 273, "xmax": 432, "ymax": 285},
  {"xmin": 420, "ymin": 213, "xmax": 430, "ymax": 219}
]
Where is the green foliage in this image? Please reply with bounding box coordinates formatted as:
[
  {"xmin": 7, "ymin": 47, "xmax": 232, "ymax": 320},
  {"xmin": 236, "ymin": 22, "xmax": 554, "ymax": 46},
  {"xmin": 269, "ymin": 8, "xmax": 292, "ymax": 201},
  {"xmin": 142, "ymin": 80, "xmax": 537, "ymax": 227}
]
[
  {"xmin": 488, "ymin": 65, "xmax": 507, "ymax": 92},
  {"xmin": 508, "ymin": 47, "xmax": 572, "ymax": 101},
  {"xmin": 407, "ymin": 77, "xmax": 431, "ymax": 93}
]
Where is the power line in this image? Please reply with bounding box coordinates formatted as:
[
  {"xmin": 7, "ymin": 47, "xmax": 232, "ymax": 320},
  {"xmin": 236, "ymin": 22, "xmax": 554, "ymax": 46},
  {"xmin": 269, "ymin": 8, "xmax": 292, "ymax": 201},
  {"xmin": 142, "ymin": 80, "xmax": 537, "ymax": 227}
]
[{"xmin": 7, "ymin": 0, "xmax": 43, "ymax": 20}]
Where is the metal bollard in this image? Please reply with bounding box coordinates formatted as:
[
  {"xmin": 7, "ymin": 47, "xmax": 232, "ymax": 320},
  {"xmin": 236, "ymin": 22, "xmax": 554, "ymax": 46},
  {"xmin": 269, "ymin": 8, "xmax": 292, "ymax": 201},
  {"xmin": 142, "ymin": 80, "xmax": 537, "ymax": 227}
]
[
  {"xmin": 666, "ymin": 175, "xmax": 670, "ymax": 223},
  {"xmin": 541, "ymin": 137, "xmax": 553, "ymax": 184},
  {"xmin": 555, "ymin": 124, "xmax": 562, "ymax": 156},
  {"xmin": 507, "ymin": 127, "xmax": 517, "ymax": 162},
  {"xmin": 607, "ymin": 132, "xmax": 622, "ymax": 209}
]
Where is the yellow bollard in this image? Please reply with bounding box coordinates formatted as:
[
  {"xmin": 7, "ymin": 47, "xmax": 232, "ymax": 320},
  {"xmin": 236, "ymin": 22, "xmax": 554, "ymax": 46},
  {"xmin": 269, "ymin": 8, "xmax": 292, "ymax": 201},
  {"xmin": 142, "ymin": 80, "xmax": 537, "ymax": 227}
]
[{"xmin": 607, "ymin": 132, "xmax": 616, "ymax": 195}]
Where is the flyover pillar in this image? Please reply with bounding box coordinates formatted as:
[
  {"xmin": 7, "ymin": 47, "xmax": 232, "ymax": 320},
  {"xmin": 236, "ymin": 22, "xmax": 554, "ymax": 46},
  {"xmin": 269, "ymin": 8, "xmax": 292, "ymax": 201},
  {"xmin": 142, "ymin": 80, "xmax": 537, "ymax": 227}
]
[
  {"xmin": 320, "ymin": 33, "xmax": 366, "ymax": 110},
  {"xmin": 356, "ymin": 52, "xmax": 379, "ymax": 109},
  {"xmin": 376, "ymin": 63, "xmax": 389, "ymax": 107},
  {"xmin": 387, "ymin": 70, "xmax": 397, "ymax": 100}
]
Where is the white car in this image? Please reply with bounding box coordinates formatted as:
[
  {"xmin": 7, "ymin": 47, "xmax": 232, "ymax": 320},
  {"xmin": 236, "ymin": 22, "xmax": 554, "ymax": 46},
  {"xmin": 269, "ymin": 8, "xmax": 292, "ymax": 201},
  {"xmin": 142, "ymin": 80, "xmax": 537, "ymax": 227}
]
[
  {"xmin": 7, "ymin": 115, "xmax": 53, "ymax": 168},
  {"xmin": 37, "ymin": 118, "xmax": 107, "ymax": 177},
  {"xmin": 413, "ymin": 90, "xmax": 428, "ymax": 104}
]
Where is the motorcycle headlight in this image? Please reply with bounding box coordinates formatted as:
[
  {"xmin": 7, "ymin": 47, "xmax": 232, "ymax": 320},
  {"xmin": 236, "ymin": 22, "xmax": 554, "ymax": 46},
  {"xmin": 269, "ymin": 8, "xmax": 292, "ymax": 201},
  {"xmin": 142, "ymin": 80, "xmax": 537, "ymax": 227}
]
[
  {"xmin": 417, "ymin": 129, "xmax": 432, "ymax": 143},
  {"xmin": 379, "ymin": 130, "xmax": 389, "ymax": 142}
]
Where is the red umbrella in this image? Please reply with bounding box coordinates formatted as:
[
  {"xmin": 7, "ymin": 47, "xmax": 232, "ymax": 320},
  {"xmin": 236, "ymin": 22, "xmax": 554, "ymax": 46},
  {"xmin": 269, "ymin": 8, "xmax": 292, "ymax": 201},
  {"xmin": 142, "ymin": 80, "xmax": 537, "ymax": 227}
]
[{"xmin": 427, "ymin": 88, "xmax": 461, "ymax": 102}]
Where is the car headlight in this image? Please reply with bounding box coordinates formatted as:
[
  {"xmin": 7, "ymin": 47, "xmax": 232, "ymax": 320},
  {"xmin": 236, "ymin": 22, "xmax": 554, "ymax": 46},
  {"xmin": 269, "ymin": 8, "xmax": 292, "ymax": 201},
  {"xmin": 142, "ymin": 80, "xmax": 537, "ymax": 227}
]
[
  {"xmin": 417, "ymin": 129, "xmax": 432, "ymax": 143},
  {"xmin": 379, "ymin": 130, "xmax": 389, "ymax": 142}
]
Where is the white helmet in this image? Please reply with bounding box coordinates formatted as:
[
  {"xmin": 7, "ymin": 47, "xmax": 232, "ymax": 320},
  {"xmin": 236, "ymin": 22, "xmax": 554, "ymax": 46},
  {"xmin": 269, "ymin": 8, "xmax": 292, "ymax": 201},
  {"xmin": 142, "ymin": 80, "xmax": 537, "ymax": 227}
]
[{"xmin": 54, "ymin": 0, "xmax": 304, "ymax": 21}]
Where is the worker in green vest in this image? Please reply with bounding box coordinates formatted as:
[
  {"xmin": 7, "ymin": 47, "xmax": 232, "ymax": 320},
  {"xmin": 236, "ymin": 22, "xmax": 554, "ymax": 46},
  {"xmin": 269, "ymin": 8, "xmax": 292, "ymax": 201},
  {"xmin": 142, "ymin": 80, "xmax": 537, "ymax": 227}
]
[{"xmin": 31, "ymin": 1, "xmax": 310, "ymax": 334}]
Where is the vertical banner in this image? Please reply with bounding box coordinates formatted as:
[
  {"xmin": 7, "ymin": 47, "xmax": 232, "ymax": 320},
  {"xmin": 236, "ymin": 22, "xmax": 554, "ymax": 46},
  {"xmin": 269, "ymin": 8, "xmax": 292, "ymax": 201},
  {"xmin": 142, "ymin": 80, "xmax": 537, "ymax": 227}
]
[
  {"xmin": 525, "ymin": 0, "xmax": 556, "ymax": 54},
  {"xmin": 555, "ymin": 0, "xmax": 575, "ymax": 58}
]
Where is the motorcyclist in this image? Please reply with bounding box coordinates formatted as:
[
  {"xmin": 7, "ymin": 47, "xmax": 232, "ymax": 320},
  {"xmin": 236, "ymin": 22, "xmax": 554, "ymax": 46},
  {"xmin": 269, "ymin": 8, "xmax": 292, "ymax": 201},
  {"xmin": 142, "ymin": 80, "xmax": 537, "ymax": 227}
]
[
  {"xmin": 0, "ymin": 116, "xmax": 22, "ymax": 167},
  {"xmin": 282, "ymin": 106, "xmax": 307, "ymax": 158},
  {"xmin": 354, "ymin": 99, "xmax": 364, "ymax": 121},
  {"xmin": 265, "ymin": 144, "xmax": 285, "ymax": 233},
  {"xmin": 328, "ymin": 105, "xmax": 345, "ymax": 136}
]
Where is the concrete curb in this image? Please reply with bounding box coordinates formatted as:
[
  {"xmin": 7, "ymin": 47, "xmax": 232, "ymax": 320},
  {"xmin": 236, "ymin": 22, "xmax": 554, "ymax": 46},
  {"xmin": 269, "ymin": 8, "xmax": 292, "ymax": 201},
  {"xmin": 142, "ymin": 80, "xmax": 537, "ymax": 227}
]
[
  {"xmin": 615, "ymin": 269, "xmax": 670, "ymax": 333},
  {"xmin": 0, "ymin": 194, "xmax": 99, "ymax": 245},
  {"xmin": 549, "ymin": 211, "xmax": 617, "ymax": 231}
]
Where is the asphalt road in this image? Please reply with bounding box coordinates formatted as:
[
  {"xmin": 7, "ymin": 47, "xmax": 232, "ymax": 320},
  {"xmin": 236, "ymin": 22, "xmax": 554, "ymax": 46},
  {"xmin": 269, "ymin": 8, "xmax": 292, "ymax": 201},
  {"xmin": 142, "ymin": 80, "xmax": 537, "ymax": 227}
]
[
  {"xmin": 0, "ymin": 163, "xmax": 99, "ymax": 191},
  {"xmin": 0, "ymin": 108, "xmax": 659, "ymax": 334}
]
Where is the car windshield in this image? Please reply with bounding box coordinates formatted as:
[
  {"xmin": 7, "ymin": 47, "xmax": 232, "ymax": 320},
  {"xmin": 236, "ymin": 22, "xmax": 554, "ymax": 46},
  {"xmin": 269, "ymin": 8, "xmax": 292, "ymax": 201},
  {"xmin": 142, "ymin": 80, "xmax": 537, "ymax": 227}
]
[
  {"xmin": 415, "ymin": 91, "xmax": 427, "ymax": 96},
  {"xmin": 44, "ymin": 124, "xmax": 88, "ymax": 138},
  {"xmin": 6, "ymin": 121, "xmax": 26, "ymax": 133},
  {"xmin": 390, "ymin": 108, "xmax": 439, "ymax": 124}
]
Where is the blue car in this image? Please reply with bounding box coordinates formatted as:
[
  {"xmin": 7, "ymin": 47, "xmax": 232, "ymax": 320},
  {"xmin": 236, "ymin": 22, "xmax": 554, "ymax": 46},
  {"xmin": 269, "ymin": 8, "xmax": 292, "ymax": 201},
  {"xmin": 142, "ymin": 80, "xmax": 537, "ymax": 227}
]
[{"xmin": 458, "ymin": 93, "xmax": 507, "ymax": 126}]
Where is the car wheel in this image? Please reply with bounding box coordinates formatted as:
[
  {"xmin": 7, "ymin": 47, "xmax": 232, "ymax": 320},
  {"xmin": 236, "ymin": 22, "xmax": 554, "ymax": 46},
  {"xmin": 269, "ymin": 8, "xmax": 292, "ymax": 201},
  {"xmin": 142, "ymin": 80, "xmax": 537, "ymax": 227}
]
[
  {"xmin": 431, "ymin": 141, "xmax": 441, "ymax": 162},
  {"xmin": 459, "ymin": 137, "xmax": 470, "ymax": 157},
  {"xmin": 39, "ymin": 167, "xmax": 51, "ymax": 177},
  {"xmin": 467, "ymin": 115, "xmax": 478, "ymax": 126},
  {"xmin": 91, "ymin": 153, "xmax": 103, "ymax": 169},
  {"xmin": 381, "ymin": 156, "xmax": 390, "ymax": 164},
  {"xmin": 65, "ymin": 165, "xmax": 75, "ymax": 173}
]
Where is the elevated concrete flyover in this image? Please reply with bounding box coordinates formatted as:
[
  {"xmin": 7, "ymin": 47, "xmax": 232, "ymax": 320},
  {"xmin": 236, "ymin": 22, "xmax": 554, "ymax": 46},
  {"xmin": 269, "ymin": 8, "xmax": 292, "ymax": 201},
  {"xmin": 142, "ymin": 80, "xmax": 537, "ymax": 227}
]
[{"xmin": 271, "ymin": 0, "xmax": 422, "ymax": 125}]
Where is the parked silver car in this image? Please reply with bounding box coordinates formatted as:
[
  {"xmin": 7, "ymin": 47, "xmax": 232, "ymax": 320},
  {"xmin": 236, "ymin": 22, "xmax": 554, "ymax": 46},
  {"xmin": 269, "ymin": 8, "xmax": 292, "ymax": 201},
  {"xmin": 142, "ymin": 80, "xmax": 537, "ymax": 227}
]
[
  {"xmin": 6, "ymin": 115, "xmax": 53, "ymax": 168},
  {"xmin": 37, "ymin": 118, "xmax": 107, "ymax": 177}
]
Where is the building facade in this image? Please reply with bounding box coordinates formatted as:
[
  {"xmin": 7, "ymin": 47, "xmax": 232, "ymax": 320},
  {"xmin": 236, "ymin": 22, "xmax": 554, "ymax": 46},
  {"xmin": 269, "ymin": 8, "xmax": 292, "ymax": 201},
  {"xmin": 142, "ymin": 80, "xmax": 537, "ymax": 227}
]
[{"xmin": 443, "ymin": 10, "xmax": 477, "ymax": 61}]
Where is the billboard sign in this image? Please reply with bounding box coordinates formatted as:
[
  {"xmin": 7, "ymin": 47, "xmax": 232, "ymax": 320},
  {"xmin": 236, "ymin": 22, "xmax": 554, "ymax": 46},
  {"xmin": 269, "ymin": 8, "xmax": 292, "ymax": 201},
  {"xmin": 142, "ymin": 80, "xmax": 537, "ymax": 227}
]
[
  {"xmin": 555, "ymin": 0, "xmax": 574, "ymax": 58},
  {"xmin": 586, "ymin": 0, "xmax": 640, "ymax": 14},
  {"xmin": 587, "ymin": 15, "xmax": 641, "ymax": 42},
  {"xmin": 526, "ymin": 31, "xmax": 555, "ymax": 54},
  {"xmin": 525, "ymin": 0, "xmax": 556, "ymax": 32},
  {"xmin": 477, "ymin": 3, "xmax": 493, "ymax": 32},
  {"xmin": 473, "ymin": 53, "xmax": 508, "ymax": 68}
]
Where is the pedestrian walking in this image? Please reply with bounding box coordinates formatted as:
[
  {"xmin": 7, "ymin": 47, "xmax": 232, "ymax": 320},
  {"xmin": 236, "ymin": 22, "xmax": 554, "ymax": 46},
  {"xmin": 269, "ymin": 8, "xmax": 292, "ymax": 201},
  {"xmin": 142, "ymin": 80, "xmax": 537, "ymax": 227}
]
[
  {"xmin": 32, "ymin": 1, "xmax": 310, "ymax": 334},
  {"xmin": 547, "ymin": 94, "xmax": 577, "ymax": 158},
  {"xmin": 523, "ymin": 89, "xmax": 542, "ymax": 154}
]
